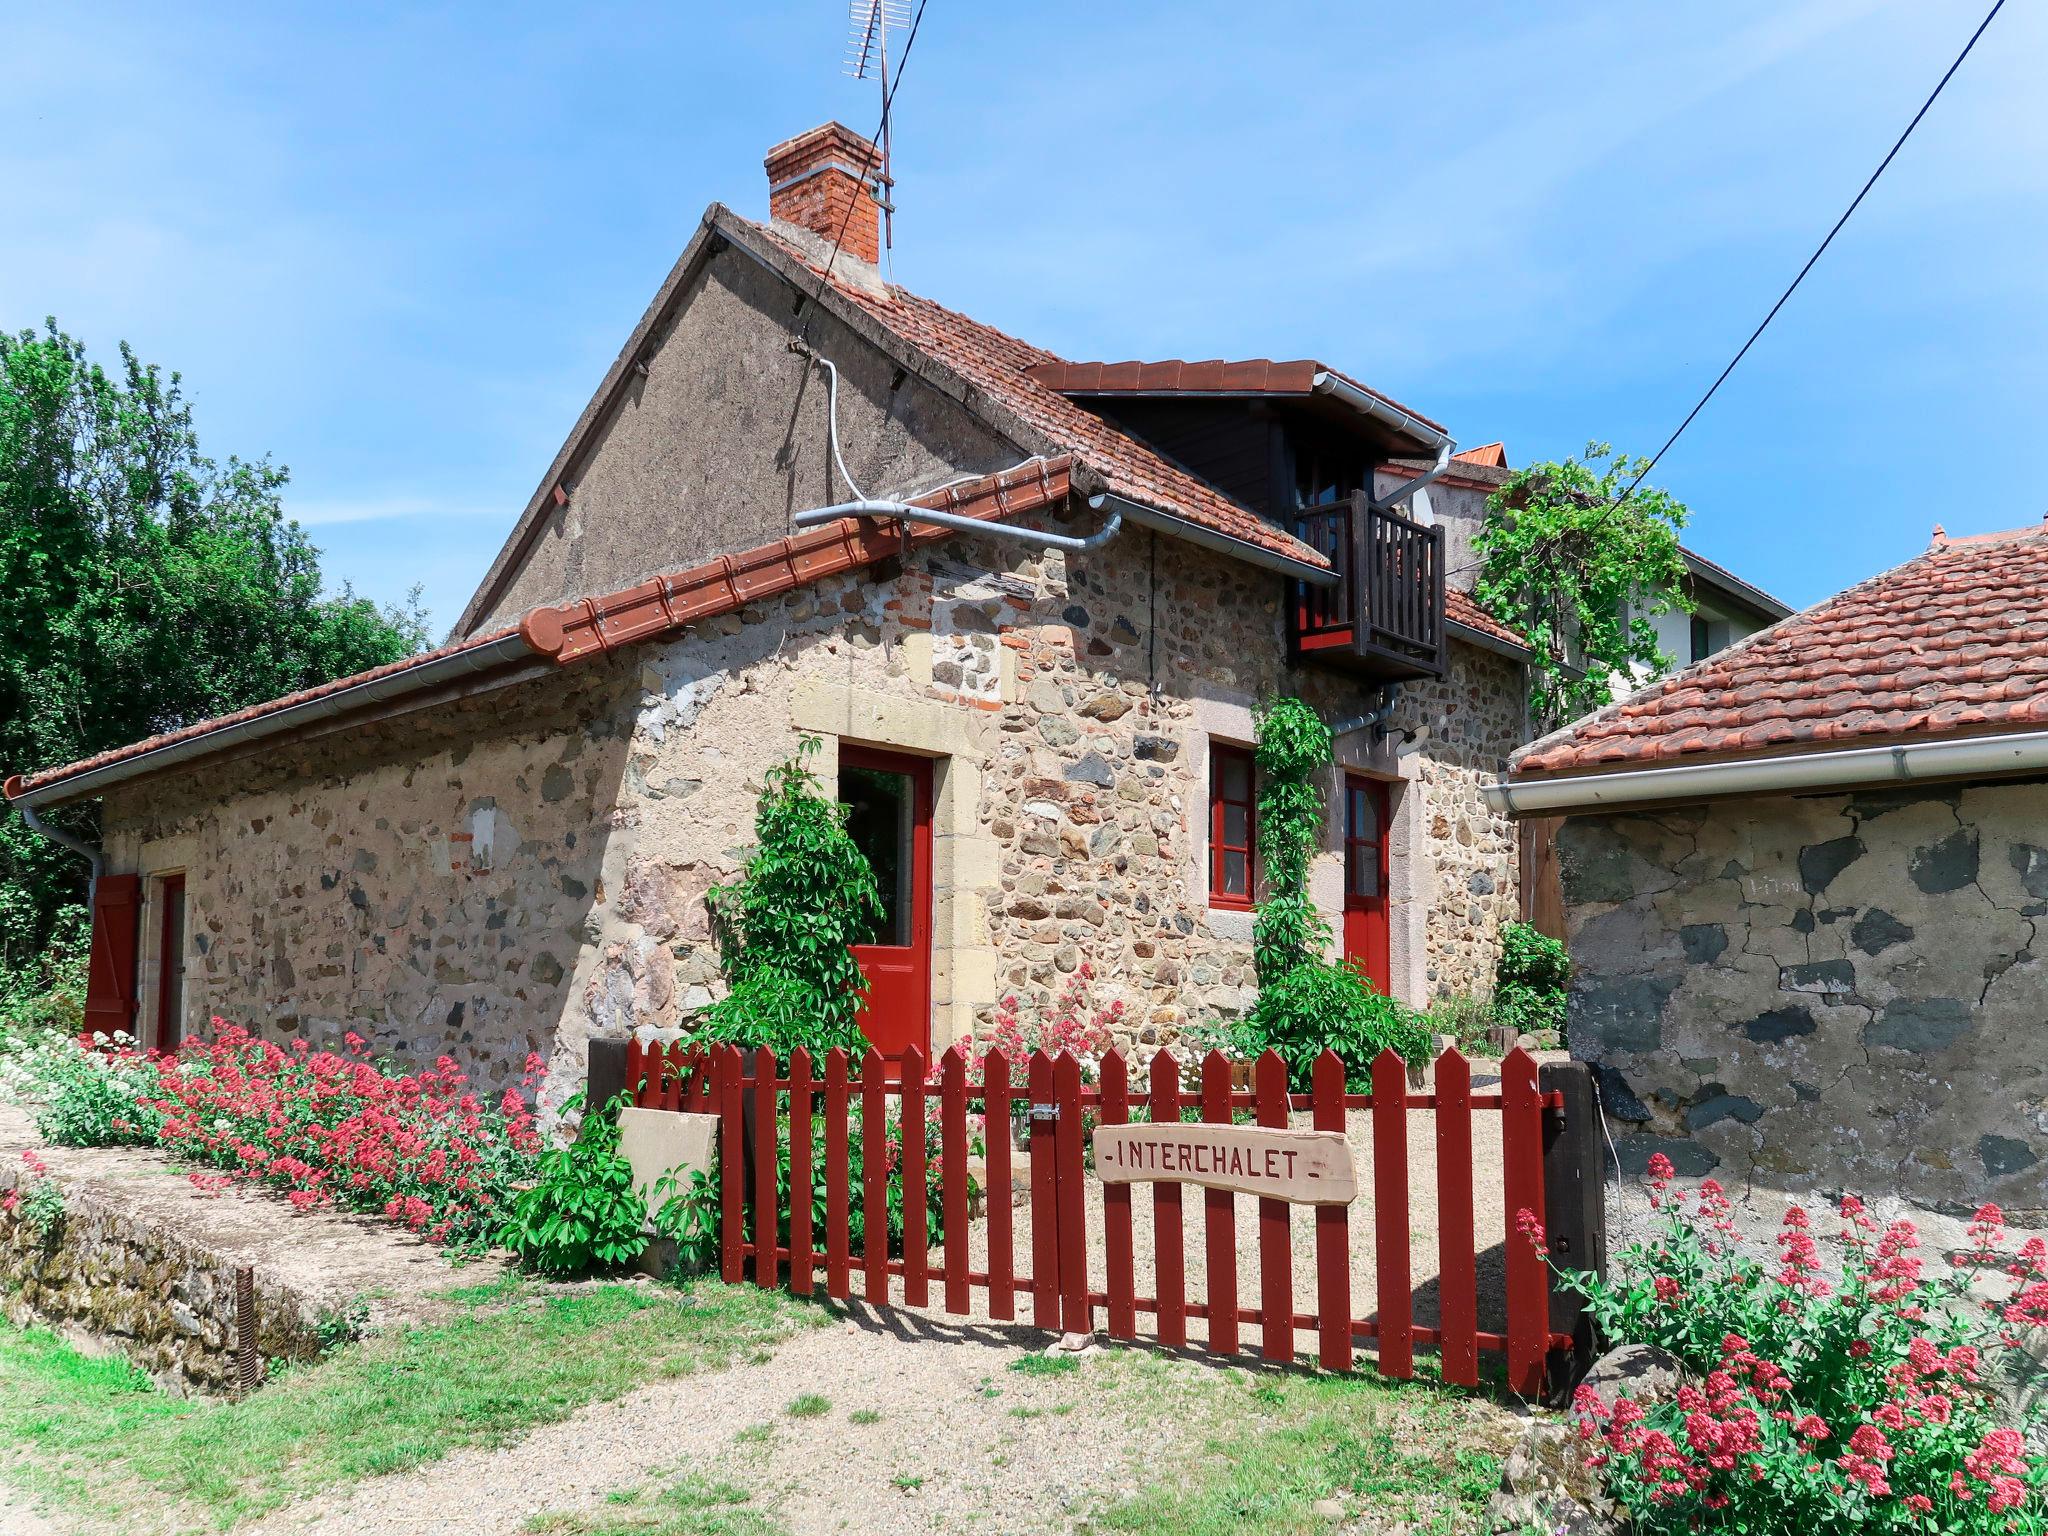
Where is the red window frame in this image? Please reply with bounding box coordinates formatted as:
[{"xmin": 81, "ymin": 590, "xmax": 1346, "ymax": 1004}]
[{"xmin": 1208, "ymin": 743, "xmax": 1257, "ymax": 910}]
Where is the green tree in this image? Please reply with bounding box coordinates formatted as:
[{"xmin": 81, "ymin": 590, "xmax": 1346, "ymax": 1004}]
[
  {"xmin": 1473, "ymin": 442, "xmax": 1691, "ymax": 733},
  {"xmin": 0, "ymin": 320, "xmax": 427, "ymax": 975}
]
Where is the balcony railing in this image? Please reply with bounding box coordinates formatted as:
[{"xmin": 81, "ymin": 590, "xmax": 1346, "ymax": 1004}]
[{"xmin": 1290, "ymin": 493, "xmax": 1446, "ymax": 681}]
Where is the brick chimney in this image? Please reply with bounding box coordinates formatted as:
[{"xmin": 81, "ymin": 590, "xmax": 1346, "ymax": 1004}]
[{"xmin": 764, "ymin": 123, "xmax": 886, "ymax": 266}]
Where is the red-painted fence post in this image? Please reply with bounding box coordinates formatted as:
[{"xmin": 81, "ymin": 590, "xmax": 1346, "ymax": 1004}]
[
  {"xmin": 984, "ymin": 1049, "xmax": 1016, "ymax": 1322},
  {"xmin": 1099, "ymin": 1051, "xmax": 1137, "ymax": 1340},
  {"xmin": 1433, "ymin": 1048, "xmax": 1479, "ymax": 1388},
  {"xmin": 1370, "ymin": 1048, "xmax": 1413, "ymax": 1378},
  {"xmin": 1254, "ymin": 1049, "xmax": 1294, "ymax": 1363},
  {"xmin": 788, "ymin": 1048, "xmax": 814, "ymax": 1297},
  {"xmin": 719, "ymin": 1044, "xmax": 744, "ymax": 1285},
  {"xmin": 1201, "ymin": 1050, "xmax": 1239, "ymax": 1357},
  {"xmin": 624, "ymin": 1038, "xmax": 645, "ymax": 1107},
  {"xmin": 752, "ymin": 1048, "xmax": 780, "ymax": 1290},
  {"xmin": 1501, "ymin": 1046, "xmax": 1549, "ymax": 1398},
  {"xmin": 824, "ymin": 1048, "xmax": 852, "ymax": 1301},
  {"xmin": 940, "ymin": 1046, "xmax": 970, "ymax": 1315},
  {"xmin": 1148, "ymin": 1049, "xmax": 1187, "ymax": 1349},
  {"xmin": 900, "ymin": 1045, "xmax": 930, "ymax": 1308},
  {"xmin": 1312, "ymin": 1049, "xmax": 1352, "ymax": 1373},
  {"xmin": 1027, "ymin": 1050, "xmax": 1058, "ymax": 1331},
  {"xmin": 861, "ymin": 1047, "xmax": 890, "ymax": 1306},
  {"xmin": 1053, "ymin": 1051, "xmax": 1089, "ymax": 1336}
]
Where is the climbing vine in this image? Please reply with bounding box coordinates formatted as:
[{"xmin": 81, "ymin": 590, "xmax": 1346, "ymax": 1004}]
[
  {"xmin": 692, "ymin": 737, "xmax": 883, "ymax": 1056},
  {"xmin": 1240, "ymin": 697, "xmax": 1431, "ymax": 1086},
  {"xmin": 1473, "ymin": 442, "xmax": 1692, "ymax": 733}
]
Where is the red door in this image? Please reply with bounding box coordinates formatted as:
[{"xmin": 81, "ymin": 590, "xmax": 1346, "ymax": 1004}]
[
  {"xmin": 838, "ymin": 746, "xmax": 933, "ymax": 1062},
  {"xmin": 1342, "ymin": 775, "xmax": 1391, "ymax": 995},
  {"xmin": 156, "ymin": 874, "xmax": 187, "ymax": 1051}
]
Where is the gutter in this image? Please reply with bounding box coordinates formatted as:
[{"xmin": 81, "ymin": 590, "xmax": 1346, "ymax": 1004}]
[
  {"xmin": 1310, "ymin": 371, "xmax": 1455, "ymax": 512},
  {"xmin": 8, "ymin": 631, "xmax": 543, "ymax": 810},
  {"xmin": 1484, "ymin": 727, "xmax": 2048, "ymax": 817},
  {"xmin": 1446, "ymin": 616, "xmax": 1532, "ymax": 663},
  {"xmin": 1090, "ymin": 493, "xmax": 1338, "ymax": 586}
]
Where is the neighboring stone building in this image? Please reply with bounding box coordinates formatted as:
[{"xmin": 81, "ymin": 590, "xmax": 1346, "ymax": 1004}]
[
  {"xmin": 9, "ymin": 123, "xmax": 1534, "ymax": 1099},
  {"xmin": 1487, "ymin": 520, "xmax": 2048, "ymax": 1216}
]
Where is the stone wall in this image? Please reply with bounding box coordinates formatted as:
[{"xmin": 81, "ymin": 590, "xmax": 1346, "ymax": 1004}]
[
  {"xmin": 1559, "ymin": 780, "xmax": 2048, "ymax": 1217},
  {"xmin": 100, "ymin": 519, "xmax": 1527, "ymax": 1099},
  {"xmin": 0, "ymin": 1154, "xmax": 327, "ymax": 1396}
]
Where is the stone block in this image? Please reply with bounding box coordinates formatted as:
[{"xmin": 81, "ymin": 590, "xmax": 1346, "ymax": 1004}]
[{"xmin": 615, "ymin": 1108, "xmax": 719, "ymax": 1229}]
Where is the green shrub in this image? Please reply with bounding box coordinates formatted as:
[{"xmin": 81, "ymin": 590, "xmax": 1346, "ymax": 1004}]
[
  {"xmin": 0, "ymin": 1027, "xmax": 162, "ymax": 1146},
  {"xmin": 499, "ymin": 1092, "xmax": 652, "ymax": 1277},
  {"xmin": 1423, "ymin": 992, "xmax": 1498, "ymax": 1055},
  {"xmin": 1494, "ymin": 921, "xmax": 1569, "ymax": 1042},
  {"xmin": 1242, "ymin": 964, "xmax": 1432, "ymax": 1089},
  {"xmin": 691, "ymin": 739, "xmax": 883, "ymax": 1058}
]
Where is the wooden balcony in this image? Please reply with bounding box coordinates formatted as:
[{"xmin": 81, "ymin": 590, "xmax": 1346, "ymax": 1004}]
[{"xmin": 1289, "ymin": 494, "xmax": 1447, "ymax": 681}]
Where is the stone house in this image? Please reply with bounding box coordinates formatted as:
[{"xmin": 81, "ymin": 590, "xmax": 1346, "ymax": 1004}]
[
  {"xmin": 1487, "ymin": 520, "xmax": 2048, "ymax": 1217},
  {"xmin": 8, "ymin": 123, "xmax": 1536, "ymax": 1098}
]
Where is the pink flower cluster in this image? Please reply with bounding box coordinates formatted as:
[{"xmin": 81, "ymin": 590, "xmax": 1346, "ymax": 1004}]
[
  {"xmin": 966, "ymin": 963, "xmax": 1123, "ymax": 1082},
  {"xmin": 1559, "ymin": 1158, "xmax": 2048, "ymax": 1534},
  {"xmin": 129, "ymin": 1022, "xmax": 542, "ymax": 1249}
]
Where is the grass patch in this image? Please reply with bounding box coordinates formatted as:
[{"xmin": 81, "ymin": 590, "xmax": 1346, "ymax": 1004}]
[
  {"xmin": 784, "ymin": 1394, "xmax": 829, "ymax": 1419},
  {"xmin": 524, "ymin": 1475, "xmax": 784, "ymax": 1535},
  {"xmin": 1096, "ymin": 1368, "xmax": 1511, "ymax": 1536},
  {"xmin": 847, "ymin": 1408, "xmax": 882, "ymax": 1426},
  {"xmin": 889, "ymin": 1474, "xmax": 924, "ymax": 1491},
  {"xmin": 1006, "ymin": 1353, "xmax": 1079, "ymax": 1377},
  {"xmin": 0, "ymin": 1281, "xmax": 806, "ymax": 1530}
]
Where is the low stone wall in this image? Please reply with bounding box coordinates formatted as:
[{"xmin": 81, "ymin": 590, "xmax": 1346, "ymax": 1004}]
[
  {"xmin": 0, "ymin": 1156, "xmax": 328, "ymax": 1394},
  {"xmin": 1558, "ymin": 780, "xmax": 2048, "ymax": 1217}
]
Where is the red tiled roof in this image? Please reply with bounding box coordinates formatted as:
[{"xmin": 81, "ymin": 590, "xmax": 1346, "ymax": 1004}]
[
  {"xmin": 1453, "ymin": 442, "xmax": 1508, "ymax": 468},
  {"xmin": 4, "ymin": 626, "xmax": 525, "ymax": 800},
  {"xmin": 6, "ymin": 461, "xmax": 1074, "ymax": 804},
  {"xmin": 752, "ymin": 222, "xmax": 1331, "ymax": 568},
  {"xmin": 1446, "ymin": 589, "xmax": 1526, "ymax": 651},
  {"xmin": 1511, "ymin": 523, "xmax": 2048, "ymax": 778}
]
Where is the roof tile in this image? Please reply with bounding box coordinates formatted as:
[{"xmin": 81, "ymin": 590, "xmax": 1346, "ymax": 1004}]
[{"xmin": 1511, "ymin": 525, "xmax": 2048, "ymax": 777}]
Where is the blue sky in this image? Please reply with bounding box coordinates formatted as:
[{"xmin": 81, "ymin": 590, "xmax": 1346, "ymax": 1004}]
[{"xmin": 6, "ymin": 1, "xmax": 2042, "ymax": 636}]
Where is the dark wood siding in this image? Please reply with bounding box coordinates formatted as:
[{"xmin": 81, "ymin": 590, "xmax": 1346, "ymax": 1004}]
[{"xmin": 1089, "ymin": 401, "xmax": 1281, "ymax": 518}]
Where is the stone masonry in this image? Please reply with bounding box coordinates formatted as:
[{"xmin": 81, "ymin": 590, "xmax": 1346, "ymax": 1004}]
[
  {"xmin": 1559, "ymin": 780, "xmax": 2048, "ymax": 1217},
  {"xmin": 100, "ymin": 519, "xmax": 1527, "ymax": 1105}
]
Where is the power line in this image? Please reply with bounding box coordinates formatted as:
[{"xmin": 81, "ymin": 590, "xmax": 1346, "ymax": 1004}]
[{"xmin": 1591, "ymin": 0, "xmax": 2005, "ymax": 523}]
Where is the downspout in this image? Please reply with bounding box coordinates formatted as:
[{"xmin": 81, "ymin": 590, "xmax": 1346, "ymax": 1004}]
[
  {"xmin": 1328, "ymin": 683, "xmax": 1404, "ymax": 742},
  {"xmin": 1309, "ymin": 370, "xmax": 1456, "ymax": 512},
  {"xmin": 18, "ymin": 802, "xmax": 103, "ymax": 905}
]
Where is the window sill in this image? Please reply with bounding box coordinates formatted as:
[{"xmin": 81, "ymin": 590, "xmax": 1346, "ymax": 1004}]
[{"xmin": 1207, "ymin": 895, "xmax": 1255, "ymax": 913}]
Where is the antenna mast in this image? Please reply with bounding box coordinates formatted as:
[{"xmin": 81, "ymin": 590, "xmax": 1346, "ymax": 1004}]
[{"xmin": 843, "ymin": 0, "xmax": 906, "ymax": 253}]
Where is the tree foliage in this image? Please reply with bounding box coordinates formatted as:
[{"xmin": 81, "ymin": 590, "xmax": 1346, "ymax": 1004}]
[
  {"xmin": 694, "ymin": 737, "xmax": 884, "ymax": 1056},
  {"xmin": 0, "ymin": 321, "xmax": 427, "ymax": 971},
  {"xmin": 1473, "ymin": 442, "xmax": 1691, "ymax": 732}
]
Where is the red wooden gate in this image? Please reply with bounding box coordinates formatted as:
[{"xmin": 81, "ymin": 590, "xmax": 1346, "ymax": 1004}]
[{"xmin": 626, "ymin": 1039, "xmax": 1569, "ymax": 1395}]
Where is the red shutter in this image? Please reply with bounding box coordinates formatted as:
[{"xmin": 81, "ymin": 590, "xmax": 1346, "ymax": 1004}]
[{"xmin": 82, "ymin": 874, "xmax": 142, "ymax": 1043}]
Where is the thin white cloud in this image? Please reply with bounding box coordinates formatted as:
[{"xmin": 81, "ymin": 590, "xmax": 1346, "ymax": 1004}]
[{"xmin": 287, "ymin": 494, "xmax": 507, "ymax": 528}]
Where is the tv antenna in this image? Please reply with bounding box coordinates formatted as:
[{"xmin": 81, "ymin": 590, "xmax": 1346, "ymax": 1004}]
[{"xmin": 843, "ymin": 0, "xmax": 906, "ymax": 253}]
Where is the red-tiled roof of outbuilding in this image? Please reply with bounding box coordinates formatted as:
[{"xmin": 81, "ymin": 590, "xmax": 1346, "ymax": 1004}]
[{"xmin": 1510, "ymin": 522, "xmax": 2048, "ymax": 778}]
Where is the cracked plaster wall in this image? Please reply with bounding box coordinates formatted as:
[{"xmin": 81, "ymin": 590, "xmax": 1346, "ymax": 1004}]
[{"xmin": 1559, "ymin": 781, "xmax": 2048, "ymax": 1217}]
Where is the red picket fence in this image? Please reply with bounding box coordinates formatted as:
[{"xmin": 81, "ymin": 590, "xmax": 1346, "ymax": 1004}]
[{"xmin": 625, "ymin": 1039, "xmax": 1570, "ymax": 1395}]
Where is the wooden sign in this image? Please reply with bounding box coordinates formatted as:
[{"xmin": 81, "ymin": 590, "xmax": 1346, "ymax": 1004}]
[{"xmin": 1092, "ymin": 1122, "xmax": 1358, "ymax": 1205}]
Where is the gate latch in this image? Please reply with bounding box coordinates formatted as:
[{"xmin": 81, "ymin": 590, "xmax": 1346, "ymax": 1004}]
[{"xmin": 1027, "ymin": 1103, "xmax": 1060, "ymax": 1123}]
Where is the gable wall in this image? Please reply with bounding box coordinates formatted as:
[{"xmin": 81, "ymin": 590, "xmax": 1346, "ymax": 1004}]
[{"xmin": 470, "ymin": 244, "xmax": 1022, "ymax": 632}]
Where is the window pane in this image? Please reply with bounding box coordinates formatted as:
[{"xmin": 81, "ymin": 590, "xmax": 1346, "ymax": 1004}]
[
  {"xmin": 1347, "ymin": 786, "xmax": 1379, "ymax": 842},
  {"xmin": 1349, "ymin": 849, "xmax": 1380, "ymax": 899},
  {"xmin": 1218, "ymin": 751, "xmax": 1250, "ymax": 802},
  {"xmin": 1222, "ymin": 850, "xmax": 1249, "ymax": 896},
  {"xmin": 839, "ymin": 765, "xmax": 912, "ymax": 945},
  {"xmin": 1223, "ymin": 803, "xmax": 1249, "ymax": 848}
]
